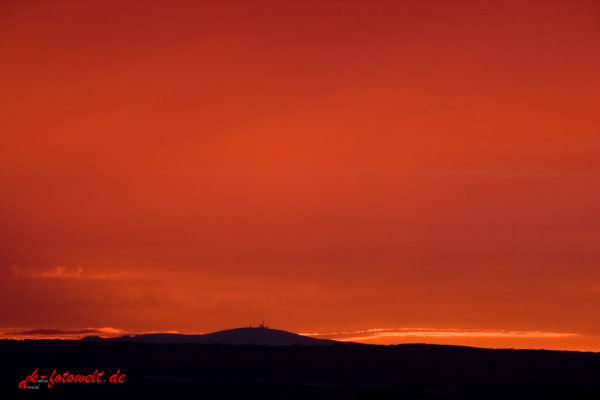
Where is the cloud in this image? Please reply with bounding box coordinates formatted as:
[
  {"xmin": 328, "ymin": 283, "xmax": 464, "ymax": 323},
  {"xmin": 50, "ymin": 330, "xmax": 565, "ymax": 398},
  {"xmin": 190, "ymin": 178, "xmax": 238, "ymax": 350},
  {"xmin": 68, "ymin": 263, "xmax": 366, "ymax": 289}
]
[
  {"xmin": 0, "ymin": 327, "xmax": 182, "ymax": 340},
  {"xmin": 9, "ymin": 328, "xmax": 119, "ymax": 336},
  {"xmin": 7, "ymin": 265, "xmax": 125, "ymax": 279},
  {"xmin": 0, "ymin": 327, "xmax": 126, "ymax": 339},
  {"xmin": 301, "ymin": 328, "xmax": 577, "ymax": 342}
]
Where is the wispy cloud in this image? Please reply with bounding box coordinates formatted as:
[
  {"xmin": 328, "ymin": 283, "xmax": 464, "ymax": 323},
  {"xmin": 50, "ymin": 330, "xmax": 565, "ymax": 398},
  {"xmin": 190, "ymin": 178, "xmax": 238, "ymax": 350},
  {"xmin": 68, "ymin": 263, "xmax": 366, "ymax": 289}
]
[
  {"xmin": 8, "ymin": 265, "xmax": 125, "ymax": 279},
  {"xmin": 0, "ymin": 327, "xmax": 181, "ymax": 340},
  {"xmin": 300, "ymin": 328, "xmax": 577, "ymax": 342},
  {"xmin": 1, "ymin": 327, "xmax": 125, "ymax": 339}
]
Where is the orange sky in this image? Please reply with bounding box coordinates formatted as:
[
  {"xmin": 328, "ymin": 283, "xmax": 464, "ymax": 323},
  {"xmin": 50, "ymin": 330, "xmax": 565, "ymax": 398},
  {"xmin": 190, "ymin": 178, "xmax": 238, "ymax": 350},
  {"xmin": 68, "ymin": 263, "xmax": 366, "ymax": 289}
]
[{"xmin": 1, "ymin": 0, "xmax": 599, "ymax": 351}]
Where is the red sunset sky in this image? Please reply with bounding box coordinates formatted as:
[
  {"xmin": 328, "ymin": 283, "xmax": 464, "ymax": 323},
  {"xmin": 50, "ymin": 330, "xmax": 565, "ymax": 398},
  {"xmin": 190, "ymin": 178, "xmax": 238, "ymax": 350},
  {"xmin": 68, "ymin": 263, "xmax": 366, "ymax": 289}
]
[{"xmin": 1, "ymin": 0, "xmax": 599, "ymax": 351}]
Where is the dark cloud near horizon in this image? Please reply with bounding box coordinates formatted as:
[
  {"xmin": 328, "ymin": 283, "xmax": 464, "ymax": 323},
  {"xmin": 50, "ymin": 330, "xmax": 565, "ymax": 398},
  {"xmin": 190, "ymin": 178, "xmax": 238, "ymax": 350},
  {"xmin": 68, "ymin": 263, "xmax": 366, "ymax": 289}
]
[{"xmin": 7, "ymin": 328, "xmax": 110, "ymax": 336}]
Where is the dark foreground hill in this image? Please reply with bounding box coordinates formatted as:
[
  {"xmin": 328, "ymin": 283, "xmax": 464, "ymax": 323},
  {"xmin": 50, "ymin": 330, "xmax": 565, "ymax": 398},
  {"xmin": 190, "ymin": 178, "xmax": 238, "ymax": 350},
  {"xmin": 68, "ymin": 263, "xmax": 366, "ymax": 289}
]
[
  {"xmin": 2, "ymin": 340, "xmax": 600, "ymax": 399},
  {"xmin": 81, "ymin": 327, "xmax": 338, "ymax": 345}
]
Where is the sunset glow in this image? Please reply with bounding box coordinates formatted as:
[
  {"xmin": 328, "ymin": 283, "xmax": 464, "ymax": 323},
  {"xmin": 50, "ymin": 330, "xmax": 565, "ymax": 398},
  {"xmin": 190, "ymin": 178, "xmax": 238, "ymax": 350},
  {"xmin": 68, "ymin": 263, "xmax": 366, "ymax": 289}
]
[{"xmin": 1, "ymin": 0, "xmax": 599, "ymax": 351}]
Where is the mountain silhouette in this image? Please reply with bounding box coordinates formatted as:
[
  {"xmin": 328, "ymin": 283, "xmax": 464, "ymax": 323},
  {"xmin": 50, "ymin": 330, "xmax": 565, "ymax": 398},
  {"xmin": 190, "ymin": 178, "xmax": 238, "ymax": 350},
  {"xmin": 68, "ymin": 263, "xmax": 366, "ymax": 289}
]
[{"xmin": 81, "ymin": 327, "xmax": 340, "ymax": 346}]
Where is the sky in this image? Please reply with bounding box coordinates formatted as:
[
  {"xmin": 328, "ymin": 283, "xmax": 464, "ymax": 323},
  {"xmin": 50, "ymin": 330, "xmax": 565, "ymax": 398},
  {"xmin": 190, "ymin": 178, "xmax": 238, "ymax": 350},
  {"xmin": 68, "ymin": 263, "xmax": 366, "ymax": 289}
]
[{"xmin": 1, "ymin": 0, "xmax": 599, "ymax": 351}]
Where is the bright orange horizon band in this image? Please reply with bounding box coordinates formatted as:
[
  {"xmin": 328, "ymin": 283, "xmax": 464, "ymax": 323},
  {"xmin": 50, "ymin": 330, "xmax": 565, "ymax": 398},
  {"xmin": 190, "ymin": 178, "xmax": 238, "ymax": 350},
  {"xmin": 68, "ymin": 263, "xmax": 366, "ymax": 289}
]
[{"xmin": 1, "ymin": 0, "xmax": 599, "ymax": 352}]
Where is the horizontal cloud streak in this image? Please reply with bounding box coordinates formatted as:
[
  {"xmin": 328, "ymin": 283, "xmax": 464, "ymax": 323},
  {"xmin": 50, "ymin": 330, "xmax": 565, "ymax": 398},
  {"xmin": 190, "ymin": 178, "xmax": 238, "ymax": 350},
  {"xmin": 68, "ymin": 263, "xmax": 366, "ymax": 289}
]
[
  {"xmin": 0, "ymin": 327, "xmax": 183, "ymax": 340},
  {"xmin": 8, "ymin": 265, "xmax": 125, "ymax": 279},
  {"xmin": 301, "ymin": 328, "xmax": 577, "ymax": 342},
  {"xmin": 1, "ymin": 327, "xmax": 126, "ymax": 339}
]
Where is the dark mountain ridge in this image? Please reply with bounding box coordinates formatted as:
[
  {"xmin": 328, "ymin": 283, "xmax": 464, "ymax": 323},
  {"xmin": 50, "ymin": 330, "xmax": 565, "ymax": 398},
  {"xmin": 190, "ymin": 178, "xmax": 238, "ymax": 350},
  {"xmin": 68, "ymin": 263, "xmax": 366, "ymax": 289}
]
[{"xmin": 81, "ymin": 326, "xmax": 340, "ymax": 345}]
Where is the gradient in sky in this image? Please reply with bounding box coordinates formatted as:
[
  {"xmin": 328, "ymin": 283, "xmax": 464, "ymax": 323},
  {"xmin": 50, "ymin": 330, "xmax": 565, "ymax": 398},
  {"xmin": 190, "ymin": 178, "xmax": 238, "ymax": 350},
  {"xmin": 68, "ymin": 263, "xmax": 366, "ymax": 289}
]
[{"xmin": 1, "ymin": 0, "xmax": 599, "ymax": 351}]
